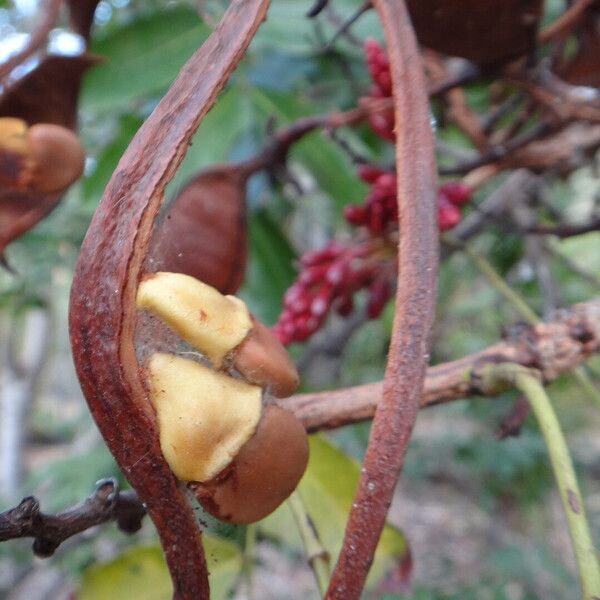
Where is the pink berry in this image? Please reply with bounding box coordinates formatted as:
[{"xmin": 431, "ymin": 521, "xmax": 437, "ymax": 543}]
[
  {"xmin": 439, "ymin": 181, "xmax": 472, "ymax": 206},
  {"xmin": 438, "ymin": 198, "xmax": 462, "ymax": 231}
]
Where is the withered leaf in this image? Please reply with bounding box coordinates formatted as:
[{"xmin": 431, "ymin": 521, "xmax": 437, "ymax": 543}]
[
  {"xmin": 407, "ymin": 0, "xmax": 543, "ymax": 66},
  {"xmin": 148, "ymin": 165, "xmax": 249, "ymax": 294}
]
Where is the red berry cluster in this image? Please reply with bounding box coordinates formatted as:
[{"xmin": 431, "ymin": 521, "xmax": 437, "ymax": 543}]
[
  {"xmin": 273, "ymin": 241, "xmax": 394, "ymax": 345},
  {"xmin": 363, "ymin": 39, "xmax": 395, "ymax": 141},
  {"xmin": 437, "ymin": 181, "xmax": 472, "ymax": 231},
  {"xmin": 344, "ymin": 167, "xmax": 473, "ymax": 234},
  {"xmin": 274, "ymin": 37, "xmax": 474, "ymax": 345},
  {"xmin": 344, "ymin": 166, "xmax": 397, "ymax": 235}
]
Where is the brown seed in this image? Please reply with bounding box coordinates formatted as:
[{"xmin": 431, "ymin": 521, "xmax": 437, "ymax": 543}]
[
  {"xmin": 190, "ymin": 404, "xmax": 308, "ymax": 524},
  {"xmin": 232, "ymin": 315, "xmax": 300, "ymax": 398},
  {"xmin": 27, "ymin": 123, "xmax": 85, "ymax": 193}
]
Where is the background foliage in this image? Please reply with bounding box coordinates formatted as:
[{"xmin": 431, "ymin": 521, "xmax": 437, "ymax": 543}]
[{"xmin": 0, "ymin": 1, "xmax": 599, "ymax": 599}]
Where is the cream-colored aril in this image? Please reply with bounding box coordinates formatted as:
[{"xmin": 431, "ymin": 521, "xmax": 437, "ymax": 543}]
[
  {"xmin": 137, "ymin": 272, "xmax": 252, "ymax": 367},
  {"xmin": 147, "ymin": 353, "xmax": 262, "ymax": 482}
]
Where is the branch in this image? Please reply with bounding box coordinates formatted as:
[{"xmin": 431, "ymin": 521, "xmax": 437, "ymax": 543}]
[
  {"xmin": 0, "ymin": 0, "xmax": 63, "ymax": 83},
  {"xmin": 286, "ymin": 297, "xmax": 600, "ymax": 431},
  {"xmin": 538, "ymin": 0, "xmax": 597, "ymax": 44},
  {"xmin": 0, "ymin": 479, "xmax": 145, "ymax": 557},
  {"xmin": 326, "ymin": 0, "xmax": 438, "ymax": 597},
  {"xmin": 521, "ymin": 217, "xmax": 600, "ymax": 238}
]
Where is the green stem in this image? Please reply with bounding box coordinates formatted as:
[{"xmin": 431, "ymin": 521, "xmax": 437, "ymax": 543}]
[
  {"xmin": 242, "ymin": 523, "xmax": 257, "ymax": 599},
  {"xmin": 571, "ymin": 367, "xmax": 600, "ymax": 410},
  {"xmin": 287, "ymin": 491, "xmax": 331, "ymax": 597},
  {"xmin": 481, "ymin": 363, "xmax": 600, "ymax": 599},
  {"xmin": 443, "ymin": 234, "xmax": 600, "ymax": 408},
  {"xmin": 442, "ymin": 234, "xmax": 540, "ymax": 325}
]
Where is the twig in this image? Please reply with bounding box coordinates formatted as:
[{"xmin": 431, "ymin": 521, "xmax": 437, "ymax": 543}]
[
  {"xmin": 523, "ymin": 217, "xmax": 600, "ymax": 238},
  {"xmin": 285, "ymin": 296, "xmax": 600, "ymax": 431},
  {"xmin": 241, "ymin": 523, "xmax": 257, "ymax": 599},
  {"xmin": 496, "ymin": 395, "xmax": 530, "ymax": 439},
  {"xmin": 442, "ymin": 234, "xmax": 540, "ymax": 324},
  {"xmin": 543, "ymin": 239, "xmax": 600, "ymax": 288},
  {"xmin": 0, "ymin": 479, "xmax": 146, "ymax": 557},
  {"xmin": 538, "ymin": 0, "xmax": 597, "ymax": 44},
  {"xmin": 443, "ymin": 234, "xmax": 600, "ymax": 408},
  {"xmin": 287, "ymin": 491, "xmax": 331, "ymax": 597},
  {"xmin": 439, "ymin": 122, "xmax": 552, "ymax": 176},
  {"xmin": 0, "ymin": 0, "xmax": 63, "ymax": 83},
  {"xmin": 326, "ymin": 0, "xmax": 438, "ymax": 597},
  {"xmin": 479, "ymin": 363, "xmax": 600, "ymax": 600},
  {"xmin": 324, "ymin": 1, "xmax": 372, "ymax": 50},
  {"xmin": 306, "ymin": 0, "xmax": 329, "ymax": 18}
]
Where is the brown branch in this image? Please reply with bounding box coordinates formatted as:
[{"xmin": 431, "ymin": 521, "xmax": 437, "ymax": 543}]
[
  {"xmin": 68, "ymin": 2, "xmax": 270, "ymax": 599},
  {"xmin": 286, "ymin": 297, "xmax": 600, "ymax": 432},
  {"xmin": 538, "ymin": 0, "xmax": 597, "ymax": 44},
  {"xmin": 439, "ymin": 122, "xmax": 552, "ymax": 176},
  {"xmin": 0, "ymin": 479, "xmax": 145, "ymax": 557},
  {"xmin": 0, "ymin": 0, "xmax": 63, "ymax": 83},
  {"xmin": 326, "ymin": 0, "xmax": 438, "ymax": 597},
  {"xmin": 522, "ymin": 217, "xmax": 600, "ymax": 238}
]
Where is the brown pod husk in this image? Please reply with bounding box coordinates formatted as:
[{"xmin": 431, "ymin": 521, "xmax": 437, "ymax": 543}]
[
  {"xmin": 232, "ymin": 314, "xmax": 300, "ymax": 398},
  {"xmin": 406, "ymin": 0, "xmax": 543, "ymax": 66},
  {"xmin": 0, "ymin": 55, "xmax": 99, "ymax": 130},
  {"xmin": 190, "ymin": 404, "xmax": 309, "ymax": 524},
  {"xmin": 0, "ymin": 55, "xmax": 97, "ymax": 266},
  {"xmin": 148, "ymin": 165, "xmax": 249, "ymax": 294}
]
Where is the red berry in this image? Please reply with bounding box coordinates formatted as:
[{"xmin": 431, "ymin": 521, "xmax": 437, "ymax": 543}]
[
  {"xmin": 344, "ymin": 204, "xmax": 367, "ymax": 225},
  {"xmin": 367, "ymin": 277, "xmax": 392, "ymax": 319},
  {"xmin": 439, "ymin": 181, "xmax": 472, "ymax": 206},
  {"xmin": 356, "ymin": 164, "xmax": 387, "ymax": 184},
  {"xmin": 368, "ymin": 113, "xmax": 395, "ymax": 141},
  {"xmin": 438, "ymin": 197, "xmax": 462, "ymax": 231}
]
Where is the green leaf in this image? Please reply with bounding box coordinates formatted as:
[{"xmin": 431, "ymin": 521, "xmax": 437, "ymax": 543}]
[
  {"xmin": 241, "ymin": 208, "xmax": 297, "ymax": 325},
  {"xmin": 79, "ymin": 536, "xmax": 242, "ymax": 600},
  {"xmin": 249, "ymin": 88, "xmax": 369, "ymax": 214},
  {"xmin": 167, "ymin": 88, "xmax": 254, "ymax": 190},
  {"xmin": 82, "ymin": 8, "xmax": 210, "ymax": 112},
  {"xmin": 83, "ymin": 114, "xmax": 143, "ymax": 201},
  {"xmin": 259, "ymin": 434, "xmax": 409, "ymax": 587}
]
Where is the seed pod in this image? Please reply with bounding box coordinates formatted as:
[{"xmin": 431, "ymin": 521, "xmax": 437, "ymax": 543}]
[
  {"xmin": 148, "ymin": 165, "xmax": 248, "ymax": 294},
  {"xmin": 190, "ymin": 404, "xmax": 309, "ymax": 524},
  {"xmin": 147, "ymin": 353, "xmax": 262, "ymax": 482},
  {"xmin": 231, "ymin": 314, "xmax": 299, "ymax": 398},
  {"xmin": 406, "ymin": 0, "xmax": 543, "ymax": 66},
  {"xmin": 137, "ymin": 272, "xmax": 252, "ymax": 368},
  {"xmin": 27, "ymin": 123, "xmax": 85, "ymax": 193}
]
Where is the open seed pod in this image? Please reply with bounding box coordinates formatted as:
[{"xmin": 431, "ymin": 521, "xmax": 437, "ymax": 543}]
[
  {"xmin": 68, "ymin": 2, "xmax": 279, "ymax": 596},
  {"xmin": 0, "ymin": 54, "xmax": 96, "ymax": 266},
  {"xmin": 0, "ymin": 117, "xmax": 85, "ymax": 193},
  {"xmin": 136, "ymin": 272, "xmax": 307, "ymax": 524},
  {"xmin": 0, "ymin": 117, "xmax": 85, "ymax": 264}
]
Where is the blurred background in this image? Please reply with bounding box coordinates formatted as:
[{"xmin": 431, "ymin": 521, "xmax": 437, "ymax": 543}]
[{"xmin": 0, "ymin": 1, "xmax": 599, "ymax": 598}]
